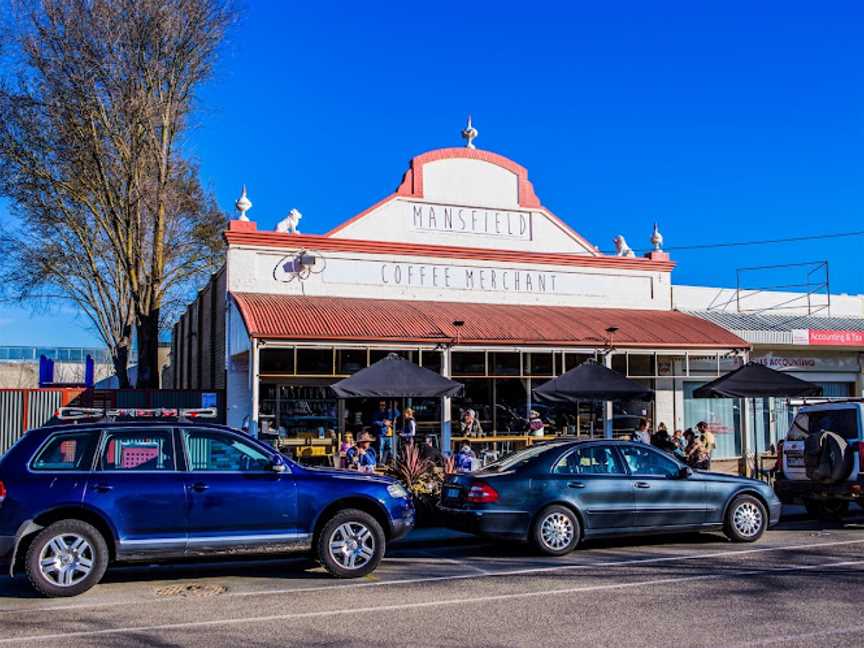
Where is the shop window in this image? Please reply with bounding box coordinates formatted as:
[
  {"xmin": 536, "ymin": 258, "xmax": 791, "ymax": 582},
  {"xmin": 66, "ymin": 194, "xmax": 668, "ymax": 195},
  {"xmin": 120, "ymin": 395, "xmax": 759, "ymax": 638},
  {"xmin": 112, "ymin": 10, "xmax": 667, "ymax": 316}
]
[
  {"xmin": 370, "ymin": 349, "xmax": 413, "ymax": 364},
  {"xmin": 336, "ymin": 349, "xmax": 367, "ymax": 375},
  {"xmin": 296, "ymin": 348, "xmax": 334, "ymax": 375},
  {"xmin": 260, "ymin": 348, "xmax": 295, "ymax": 374},
  {"xmin": 452, "ymin": 351, "xmax": 486, "ymax": 376},
  {"xmin": 684, "ymin": 381, "xmax": 741, "ymax": 459},
  {"xmin": 420, "ymin": 350, "xmax": 443, "ymax": 374},
  {"xmin": 527, "ymin": 353, "xmax": 554, "ymax": 376},
  {"xmin": 452, "ymin": 379, "xmax": 492, "ymax": 431},
  {"xmin": 564, "ymin": 353, "xmax": 594, "ymax": 371},
  {"xmin": 490, "ymin": 352, "xmax": 520, "ymax": 376},
  {"xmin": 628, "ymin": 354, "xmax": 656, "ymax": 377},
  {"xmin": 494, "ymin": 379, "xmax": 528, "ymax": 433}
]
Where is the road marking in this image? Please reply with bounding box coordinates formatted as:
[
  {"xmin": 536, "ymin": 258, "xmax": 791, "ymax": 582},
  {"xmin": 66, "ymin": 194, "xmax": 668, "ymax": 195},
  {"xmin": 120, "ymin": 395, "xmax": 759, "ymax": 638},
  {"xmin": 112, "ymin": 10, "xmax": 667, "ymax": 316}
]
[
  {"xmin": 1, "ymin": 536, "xmax": 863, "ymax": 615},
  {"xmin": 726, "ymin": 624, "xmax": 864, "ymax": 647},
  {"xmin": 2, "ymin": 558, "xmax": 861, "ymax": 645}
]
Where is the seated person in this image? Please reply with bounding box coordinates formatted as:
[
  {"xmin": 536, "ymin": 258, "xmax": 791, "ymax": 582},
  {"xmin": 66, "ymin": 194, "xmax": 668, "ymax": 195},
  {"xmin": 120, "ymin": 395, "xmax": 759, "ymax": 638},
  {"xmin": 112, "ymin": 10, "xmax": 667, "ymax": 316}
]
[
  {"xmin": 460, "ymin": 409, "xmax": 484, "ymax": 437},
  {"xmin": 455, "ymin": 444, "xmax": 478, "ymax": 472},
  {"xmin": 345, "ymin": 432, "xmax": 377, "ymax": 471},
  {"xmin": 418, "ymin": 435, "xmax": 443, "ymax": 466}
]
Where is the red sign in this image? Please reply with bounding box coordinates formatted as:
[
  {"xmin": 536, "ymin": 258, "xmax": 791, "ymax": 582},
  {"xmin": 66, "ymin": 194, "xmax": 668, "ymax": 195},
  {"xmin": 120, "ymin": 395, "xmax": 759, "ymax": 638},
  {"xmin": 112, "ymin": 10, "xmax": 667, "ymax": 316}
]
[{"xmin": 807, "ymin": 330, "xmax": 864, "ymax": 346}]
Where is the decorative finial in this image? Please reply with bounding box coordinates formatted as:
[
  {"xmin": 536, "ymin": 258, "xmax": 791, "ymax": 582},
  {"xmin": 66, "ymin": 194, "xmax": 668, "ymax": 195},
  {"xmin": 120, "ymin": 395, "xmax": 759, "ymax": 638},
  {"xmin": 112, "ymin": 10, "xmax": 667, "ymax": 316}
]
[
  {"xmin": 275, "ymin": 208, "xmax": 303, "ymax": 235},
  {"xmin": 235, "ymin": 185, "xmax": 252, "ymax": 222},
  {"xmin": 613, "ymin": 235, "xmax": 636, "ymax": 257},
  {"xmin": 650, "ymin": 223, "xmax": 664, "ymax": 251},
  {"xmin": 461, "ymin": 115, "xmax": 478, "ymax": 149}
]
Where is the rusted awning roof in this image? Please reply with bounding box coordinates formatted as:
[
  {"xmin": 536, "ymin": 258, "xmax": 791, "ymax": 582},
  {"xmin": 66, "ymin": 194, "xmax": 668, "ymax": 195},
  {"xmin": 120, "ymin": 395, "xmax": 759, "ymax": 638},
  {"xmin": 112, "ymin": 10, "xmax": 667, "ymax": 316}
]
[{"xmin": 231, "ymin": 293, "xmax": 748, "ymax": 350}]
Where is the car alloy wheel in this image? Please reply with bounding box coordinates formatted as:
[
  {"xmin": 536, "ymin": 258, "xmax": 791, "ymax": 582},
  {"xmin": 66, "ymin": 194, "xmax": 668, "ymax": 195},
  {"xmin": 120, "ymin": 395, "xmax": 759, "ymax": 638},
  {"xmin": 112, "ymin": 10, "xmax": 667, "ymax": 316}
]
[
  {"xmin": 38, "ymin": 533, "xmax": 95, "ymax": 588},
  {"xmin": 732, "ymin": 501, "xmax": 763, "ymax": 539},
  {"xmin": 540, "ymin": 512, "xmax": 574, "ymax": 551},
  {"xmin": 328, "ymin": 521, "xmax": 376, "ymax": 571}
]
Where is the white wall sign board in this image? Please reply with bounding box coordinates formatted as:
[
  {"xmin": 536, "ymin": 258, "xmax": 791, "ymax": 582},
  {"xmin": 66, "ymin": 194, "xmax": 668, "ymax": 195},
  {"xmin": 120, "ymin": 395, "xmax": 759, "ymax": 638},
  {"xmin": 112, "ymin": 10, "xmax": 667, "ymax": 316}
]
[{"xmin": 230, "ymin": 248, "xmax": 668, "ymax": 310}]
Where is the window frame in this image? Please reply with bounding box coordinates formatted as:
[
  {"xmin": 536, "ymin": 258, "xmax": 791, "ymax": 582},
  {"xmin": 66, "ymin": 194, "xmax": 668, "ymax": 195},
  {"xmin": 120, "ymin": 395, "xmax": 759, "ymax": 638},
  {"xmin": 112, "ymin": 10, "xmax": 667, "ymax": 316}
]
[
  {"xmin": 28, "ymin": 429, "xmax": 101, "ymax": 473},
  {"xmin": 551, "ymin": 444, "xmax": 627, "ymax": 477},
  {"xmin": 619, "ymin": 444, "xmax": 682, "ymax": 478},
  {"xmin": 95, "ymin": 427, "xmax": 179, "ymax": 473},
  {"xmin": 181, "ymin": 427, "xmax": 282, "ymax": 474}
]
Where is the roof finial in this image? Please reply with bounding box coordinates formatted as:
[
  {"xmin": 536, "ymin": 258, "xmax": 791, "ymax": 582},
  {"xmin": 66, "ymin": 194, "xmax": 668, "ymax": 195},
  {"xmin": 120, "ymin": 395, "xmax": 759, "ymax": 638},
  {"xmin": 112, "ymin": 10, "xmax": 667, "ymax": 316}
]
[
  {"xmin": 650, "ymin": 222, "xmax": 664, "ymax": 251},
  {"xmin": 235, "ymin": 185, "xmax": 252, "ymax": 222},
  {"xmin": 461, "ymin": 115, "xmax": 478, "ymax": 149}
]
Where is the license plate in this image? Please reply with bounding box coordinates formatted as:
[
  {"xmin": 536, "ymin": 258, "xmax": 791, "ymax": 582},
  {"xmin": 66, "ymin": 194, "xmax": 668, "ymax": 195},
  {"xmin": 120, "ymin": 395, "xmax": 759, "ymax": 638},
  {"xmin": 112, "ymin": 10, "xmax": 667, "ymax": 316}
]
[{"xmin": 444, "ymin": 486, "xmax": 461, "ymax": 499}]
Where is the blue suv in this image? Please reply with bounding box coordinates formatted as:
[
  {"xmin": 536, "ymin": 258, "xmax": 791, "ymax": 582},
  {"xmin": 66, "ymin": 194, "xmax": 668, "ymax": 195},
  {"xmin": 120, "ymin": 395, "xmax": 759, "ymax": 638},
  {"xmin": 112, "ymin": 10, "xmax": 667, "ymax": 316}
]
[{"xmin": 0, "ymin": 413, "xmax": 414, "ymax": 597}]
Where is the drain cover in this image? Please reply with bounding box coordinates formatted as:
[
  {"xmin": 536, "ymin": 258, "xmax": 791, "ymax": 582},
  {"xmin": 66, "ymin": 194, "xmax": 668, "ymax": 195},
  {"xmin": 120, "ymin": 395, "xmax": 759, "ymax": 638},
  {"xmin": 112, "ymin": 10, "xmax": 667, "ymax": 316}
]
[{"xmin": 155, "ymin": 583, "xmax": 227, "ymax": 598}]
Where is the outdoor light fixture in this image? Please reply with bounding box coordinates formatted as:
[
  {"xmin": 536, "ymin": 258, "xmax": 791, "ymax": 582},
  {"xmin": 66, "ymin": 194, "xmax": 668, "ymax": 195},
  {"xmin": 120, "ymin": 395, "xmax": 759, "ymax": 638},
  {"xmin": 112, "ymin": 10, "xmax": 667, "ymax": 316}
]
[{"xmin": 299, "ymin": 255, "xmax": 316, "ymax": 267}]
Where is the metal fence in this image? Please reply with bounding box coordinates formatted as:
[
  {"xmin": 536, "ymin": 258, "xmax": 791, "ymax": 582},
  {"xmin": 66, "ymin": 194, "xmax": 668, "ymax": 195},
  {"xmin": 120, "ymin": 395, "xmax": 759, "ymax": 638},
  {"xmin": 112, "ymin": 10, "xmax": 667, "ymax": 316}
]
[{"xmin": 0, "ymin": 388, "xmax": 226, "ymax": 455}]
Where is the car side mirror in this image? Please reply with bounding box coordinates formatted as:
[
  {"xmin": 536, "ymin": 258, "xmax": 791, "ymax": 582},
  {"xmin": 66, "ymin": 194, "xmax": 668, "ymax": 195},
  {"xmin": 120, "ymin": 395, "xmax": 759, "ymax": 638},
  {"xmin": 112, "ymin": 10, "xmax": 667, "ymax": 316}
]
[{"xmin": 677, "ymin": 466, "xmax": 692, "ymax": 479}]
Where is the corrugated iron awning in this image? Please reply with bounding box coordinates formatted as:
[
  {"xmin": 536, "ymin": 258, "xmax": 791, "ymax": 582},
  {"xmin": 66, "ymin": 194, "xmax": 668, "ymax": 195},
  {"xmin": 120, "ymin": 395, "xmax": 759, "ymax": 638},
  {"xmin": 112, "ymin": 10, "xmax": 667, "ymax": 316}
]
[{"xmin": 231, "ymin": 293, "xmax": 748, "ymax": 350}]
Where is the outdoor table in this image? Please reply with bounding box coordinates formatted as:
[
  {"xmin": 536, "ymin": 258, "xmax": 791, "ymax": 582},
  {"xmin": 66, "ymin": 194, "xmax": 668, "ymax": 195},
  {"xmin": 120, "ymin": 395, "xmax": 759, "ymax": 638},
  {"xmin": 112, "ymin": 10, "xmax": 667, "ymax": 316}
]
[{"xmin": 450, "ymin": 434, "xmax": 551, "ymax": 455}]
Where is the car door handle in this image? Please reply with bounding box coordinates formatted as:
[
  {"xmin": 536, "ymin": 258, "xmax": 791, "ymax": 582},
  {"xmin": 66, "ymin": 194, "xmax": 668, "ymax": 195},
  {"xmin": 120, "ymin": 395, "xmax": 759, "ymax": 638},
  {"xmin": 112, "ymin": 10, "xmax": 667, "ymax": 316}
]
[
  {"xmin": 190, "ymin": 482, "xmax": 209, "ymax": 493},
  {"xmin": 92, "ymin": 483, "xmax": 114, "ymax": 493},
  {"xmin": 634, "ymin": 481, "xmax": 651, "ymax": 489},
  {"xmin": 567, "ymin": 481, "xmax": 586, "ymax": 489}
]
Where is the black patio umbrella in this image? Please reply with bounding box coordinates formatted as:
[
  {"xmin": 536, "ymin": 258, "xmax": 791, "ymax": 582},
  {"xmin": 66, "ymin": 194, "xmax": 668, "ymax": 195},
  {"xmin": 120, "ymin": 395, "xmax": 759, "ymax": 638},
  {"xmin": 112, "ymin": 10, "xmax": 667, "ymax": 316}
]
[
  {"xmin": 693, "ymin": 362, "xmax": 821, "ymax": 476},
  {"xmin": 533, "ymin": 360, "xmax": 654, "ymax": 403},
  {"xmin": 330, "ymin": 353, "xmax": 464, "ymax": 399},
  {"xmin": 693, "ymin": 362, "xmax": 822, "ymax": 399}
]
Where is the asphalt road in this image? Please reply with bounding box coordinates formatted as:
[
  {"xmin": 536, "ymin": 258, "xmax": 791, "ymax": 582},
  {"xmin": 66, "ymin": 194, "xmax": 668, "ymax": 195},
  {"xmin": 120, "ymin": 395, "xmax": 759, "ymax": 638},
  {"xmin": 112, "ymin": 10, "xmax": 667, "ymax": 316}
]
[{"xmin": 1, "ymin": 509, "xmax": 863, "ymax": 648}]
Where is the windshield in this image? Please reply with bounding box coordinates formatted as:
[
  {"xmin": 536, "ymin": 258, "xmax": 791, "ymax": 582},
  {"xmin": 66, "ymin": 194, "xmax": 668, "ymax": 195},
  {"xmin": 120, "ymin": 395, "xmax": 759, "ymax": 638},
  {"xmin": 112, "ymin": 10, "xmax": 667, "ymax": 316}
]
[
  {"xmin": 786, "ymin": 409, "xmax": 859, "ymax": 441},
  {"xmin": 481, "ymin": 443, "xmax": 561, "ymax": 473}
]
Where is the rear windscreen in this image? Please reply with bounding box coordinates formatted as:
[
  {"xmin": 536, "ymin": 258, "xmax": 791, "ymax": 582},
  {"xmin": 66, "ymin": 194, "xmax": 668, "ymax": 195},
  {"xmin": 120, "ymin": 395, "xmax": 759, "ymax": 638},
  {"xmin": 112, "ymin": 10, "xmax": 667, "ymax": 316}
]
[{"xmin": 808, "ymin": 409, "xmax": 859, "ymax": 440}]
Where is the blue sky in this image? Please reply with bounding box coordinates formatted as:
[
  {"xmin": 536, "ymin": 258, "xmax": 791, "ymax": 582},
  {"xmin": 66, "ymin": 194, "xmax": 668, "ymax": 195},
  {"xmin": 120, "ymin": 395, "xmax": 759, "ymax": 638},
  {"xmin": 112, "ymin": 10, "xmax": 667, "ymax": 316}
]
[{"xmin": 2, "ymin": 1, "xmax": 863, "ymax": 347}]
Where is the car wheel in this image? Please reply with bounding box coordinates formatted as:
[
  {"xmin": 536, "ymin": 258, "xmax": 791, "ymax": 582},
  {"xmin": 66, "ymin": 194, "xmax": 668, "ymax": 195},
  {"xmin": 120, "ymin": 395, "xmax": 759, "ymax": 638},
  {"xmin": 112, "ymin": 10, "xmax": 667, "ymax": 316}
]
[
  {"xmin": 724, "ymin": 495, "xmax": 767, "ymax": 543},
  {"xmin": 532, "ymin": 505, "xmax": 580, "ymax": 556},
  {"xmin": 317, "ymin": 509, "xmax": 385, "ymax": 579},
  {"xmin": 805, "ymin": 499, "xmax": 849, "ymax": 521},
  {"xmin": 24, "ymin": 520, "xmax": 108, "ymax": 597}
]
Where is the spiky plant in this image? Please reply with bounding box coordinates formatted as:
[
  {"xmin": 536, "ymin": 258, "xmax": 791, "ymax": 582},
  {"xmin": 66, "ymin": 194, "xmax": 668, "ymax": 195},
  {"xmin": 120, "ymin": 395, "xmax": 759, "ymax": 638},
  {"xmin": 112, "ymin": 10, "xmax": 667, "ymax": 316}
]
[{"xmin": 392, "ymin": 444, "xmax": 434, "ymax": 495}]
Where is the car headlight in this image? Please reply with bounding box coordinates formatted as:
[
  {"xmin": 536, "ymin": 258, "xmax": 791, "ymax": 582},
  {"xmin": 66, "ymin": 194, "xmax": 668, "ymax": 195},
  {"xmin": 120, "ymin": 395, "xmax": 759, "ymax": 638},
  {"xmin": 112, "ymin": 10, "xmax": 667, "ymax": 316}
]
[{"xmin": 387, "ymin": 483, "xmax": 409, "ymax": 499}]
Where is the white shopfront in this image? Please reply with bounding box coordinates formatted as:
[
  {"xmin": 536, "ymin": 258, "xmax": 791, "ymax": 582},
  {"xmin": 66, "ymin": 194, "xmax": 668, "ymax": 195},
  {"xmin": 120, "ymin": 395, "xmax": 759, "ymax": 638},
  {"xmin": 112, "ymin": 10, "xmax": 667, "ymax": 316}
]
[{"xmin": 219, "ymin": 141, "xmax": 748, "ymax": 459}]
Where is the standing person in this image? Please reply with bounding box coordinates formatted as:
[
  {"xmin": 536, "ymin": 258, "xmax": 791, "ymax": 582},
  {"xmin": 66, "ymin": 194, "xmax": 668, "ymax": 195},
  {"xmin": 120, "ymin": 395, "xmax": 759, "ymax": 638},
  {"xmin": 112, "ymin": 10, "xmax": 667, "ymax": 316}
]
[
  {"xmin": 697, "ymin": 421, "xmax": 716, "ymax": 466},
  {"xmin": 651, "ymin": 422, "xmax": 676, "ymax": 453},
  {"xmin": 399, "ymin": 408, "xmax": 416, "ymax": 446},
  {"xmin": 672, "ymin": 429, "xmax": 686, "ymax": 456},
  {"xmin": 345, "ymin": 432, "xmax": 377, "ymax": 472},
  {"xmin": 632, "ymin": 418, "xmax": 651, "ymax": 444},
  {"xmin": 460, "ymin": 409, "xmax": 484, "ymax": 437},
  {"xmin": 371, "ymin": 400, "xmax": 398, "ymax": 463},
  {"xmin": 683, "ymin": 429, "xmax": 710, "ymax": 470}
]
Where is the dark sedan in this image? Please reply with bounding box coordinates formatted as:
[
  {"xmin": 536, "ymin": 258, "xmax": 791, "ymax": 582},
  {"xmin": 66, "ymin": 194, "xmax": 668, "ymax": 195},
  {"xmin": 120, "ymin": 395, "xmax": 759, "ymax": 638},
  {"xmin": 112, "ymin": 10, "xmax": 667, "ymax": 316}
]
[{"xmin": 439, "ymin": 439, "xmax": 781, "ymax": 555}]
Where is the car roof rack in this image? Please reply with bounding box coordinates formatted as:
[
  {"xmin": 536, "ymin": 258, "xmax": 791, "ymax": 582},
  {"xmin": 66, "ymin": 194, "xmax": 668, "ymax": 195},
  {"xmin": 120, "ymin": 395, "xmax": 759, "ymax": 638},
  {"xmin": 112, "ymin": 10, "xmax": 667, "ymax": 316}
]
[
  {"xmin": 55, "ymin": 407, "xmax": 218, "ymax": 423},
  {"xmin": 789, "ymin": 397, "xmax": 864, "ymax": 407}
]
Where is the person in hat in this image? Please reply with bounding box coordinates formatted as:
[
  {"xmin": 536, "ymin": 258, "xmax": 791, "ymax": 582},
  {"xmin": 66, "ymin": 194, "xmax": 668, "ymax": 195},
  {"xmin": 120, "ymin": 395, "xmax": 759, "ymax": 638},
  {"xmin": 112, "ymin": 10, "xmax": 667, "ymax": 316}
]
[
  {"xmin": 528, "ymin": 409, "xmax": 545, "ymax": 437},
  {"xmin": 460, "ymin": 409, "xmax": 484, "ymax": 437},
  {"xmin": 345, "ymin": 431, "xmax": 377, "ymax": 472}
]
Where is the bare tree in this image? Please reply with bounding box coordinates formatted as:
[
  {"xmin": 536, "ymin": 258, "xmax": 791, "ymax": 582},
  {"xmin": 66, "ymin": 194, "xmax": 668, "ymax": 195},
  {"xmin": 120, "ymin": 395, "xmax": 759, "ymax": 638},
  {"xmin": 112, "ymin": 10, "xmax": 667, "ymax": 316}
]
[{"xmin": 0, "ymin": 0, "xmax": 231, "ymax": 387}]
